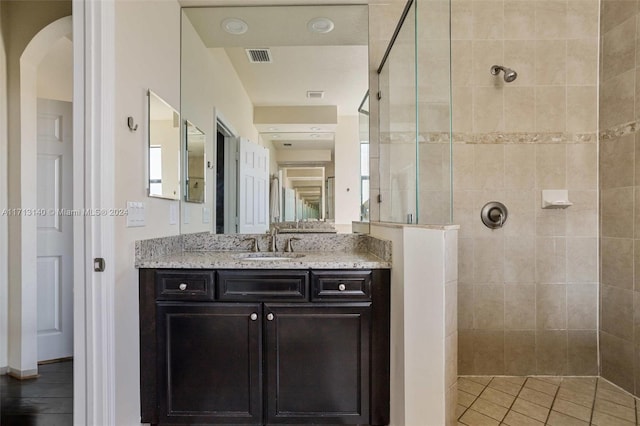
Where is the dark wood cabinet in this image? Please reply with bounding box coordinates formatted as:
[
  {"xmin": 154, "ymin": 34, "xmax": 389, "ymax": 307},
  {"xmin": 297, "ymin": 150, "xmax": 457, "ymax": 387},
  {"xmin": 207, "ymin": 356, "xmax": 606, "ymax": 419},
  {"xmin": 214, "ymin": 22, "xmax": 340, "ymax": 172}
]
[{"xmin": 139, "ymin": 268, "xmax": 390, "ymax": 426}]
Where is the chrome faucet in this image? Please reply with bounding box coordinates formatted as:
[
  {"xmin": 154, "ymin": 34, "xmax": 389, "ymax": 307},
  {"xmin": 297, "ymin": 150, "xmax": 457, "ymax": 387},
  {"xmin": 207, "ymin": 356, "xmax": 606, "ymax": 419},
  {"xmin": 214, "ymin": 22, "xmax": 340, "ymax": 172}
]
[{"xmin": 285, "ymin": 237, "xmax": 301, "ymax": 252}]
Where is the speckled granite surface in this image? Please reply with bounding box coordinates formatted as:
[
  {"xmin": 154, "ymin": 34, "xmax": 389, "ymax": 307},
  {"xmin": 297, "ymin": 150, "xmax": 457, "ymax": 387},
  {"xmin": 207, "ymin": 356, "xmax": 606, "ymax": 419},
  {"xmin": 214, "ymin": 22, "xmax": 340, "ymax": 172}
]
[{"xmin": 135, "ymin": 232, "xmax": 392, "ymax": 269}]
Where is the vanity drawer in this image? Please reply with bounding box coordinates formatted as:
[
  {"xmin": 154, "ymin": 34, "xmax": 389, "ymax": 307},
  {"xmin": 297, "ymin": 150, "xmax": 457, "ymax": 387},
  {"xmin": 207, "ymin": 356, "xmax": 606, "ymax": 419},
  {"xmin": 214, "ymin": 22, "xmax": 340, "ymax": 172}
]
[
  {"xmin": 311, "ymin": 270, "xmax": 372, "ymax": 302},
  {"xmin": 217, "ymin": 270, "xmax": 309, "ymax": 302},
  {"xmin": 155, "ymin": 270, "xmax": 215, "ymax": 301}
]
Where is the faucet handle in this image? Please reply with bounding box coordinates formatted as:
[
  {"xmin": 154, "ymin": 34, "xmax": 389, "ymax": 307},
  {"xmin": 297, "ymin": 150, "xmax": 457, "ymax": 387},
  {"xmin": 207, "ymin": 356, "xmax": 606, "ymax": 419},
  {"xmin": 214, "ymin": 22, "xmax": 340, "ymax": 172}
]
[
  {"xmin": 285, "ymin": 237, "xmax": 301, "ymax": 252},
  {"xmin": 242, "ymin": 237, "xmax": 259, "ymax": 252}
]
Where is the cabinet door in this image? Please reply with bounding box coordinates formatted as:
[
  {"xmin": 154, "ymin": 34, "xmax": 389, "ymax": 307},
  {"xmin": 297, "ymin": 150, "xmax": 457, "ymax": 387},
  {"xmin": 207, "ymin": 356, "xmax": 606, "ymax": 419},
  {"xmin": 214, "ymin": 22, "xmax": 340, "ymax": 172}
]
[
  {"xmin": 264, "ymin": 304, "xmax": 371, "ymax": 424},
  {"xmin": 157, "ymin": 303, "xmax": 262, "ymax": 424}
]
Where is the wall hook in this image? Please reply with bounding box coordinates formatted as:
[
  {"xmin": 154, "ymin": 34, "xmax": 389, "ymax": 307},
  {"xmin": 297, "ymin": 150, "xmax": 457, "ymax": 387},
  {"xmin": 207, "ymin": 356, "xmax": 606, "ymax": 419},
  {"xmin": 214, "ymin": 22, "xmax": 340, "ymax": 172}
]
[{"xmin": 127, "ymin": 116, "xmax": 138, "ymax": 132}]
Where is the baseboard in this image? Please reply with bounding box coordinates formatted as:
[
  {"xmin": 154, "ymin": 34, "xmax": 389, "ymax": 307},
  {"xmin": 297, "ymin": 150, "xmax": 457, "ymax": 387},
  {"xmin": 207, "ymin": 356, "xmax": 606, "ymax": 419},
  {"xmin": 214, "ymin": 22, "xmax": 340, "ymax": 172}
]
[
  {"xmin": 7, "ymin": 366, "xmax": 38, "ymax": 380},
  {"xmin": 0, "ymin": 366, "xmax": 7, "ymax": 375},
  {"xmin": 38, "ymin": 356, "xmax": 73, "ymax": 365}
]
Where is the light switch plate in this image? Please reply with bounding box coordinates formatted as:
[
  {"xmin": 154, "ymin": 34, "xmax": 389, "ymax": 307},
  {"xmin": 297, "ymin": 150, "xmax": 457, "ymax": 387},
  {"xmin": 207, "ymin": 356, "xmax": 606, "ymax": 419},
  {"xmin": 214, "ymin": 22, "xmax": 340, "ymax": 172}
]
[
  {"xmin": 126, "ymin": 201, "xmax": 145, "ymax": 227},
  {"xmin": 203, "ymin": 207, "xmax": 210, "ymax": 224},
  {"xmin": 169, "ymin": 203, "xmax": 178, "ymax": 225}
]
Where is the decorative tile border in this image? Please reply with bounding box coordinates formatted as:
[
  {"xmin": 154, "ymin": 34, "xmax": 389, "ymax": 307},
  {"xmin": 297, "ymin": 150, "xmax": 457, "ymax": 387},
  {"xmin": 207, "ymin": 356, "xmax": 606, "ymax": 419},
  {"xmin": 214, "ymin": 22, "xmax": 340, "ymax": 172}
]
[
  {"xmin": 599, "ymin": 119, "xmax": 639, "ymax": 141},
  {"xmin": 378, "ymin": 131, "xmax": 597, "ymax": 144}
]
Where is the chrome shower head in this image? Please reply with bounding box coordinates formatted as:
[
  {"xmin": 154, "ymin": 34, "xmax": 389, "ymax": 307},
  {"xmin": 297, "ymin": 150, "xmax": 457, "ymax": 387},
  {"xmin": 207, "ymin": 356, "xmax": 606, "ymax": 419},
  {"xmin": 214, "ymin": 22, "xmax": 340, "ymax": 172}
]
[{"xmin": 490, "ymin": 65, "xmax": 518, "ymax": 83}]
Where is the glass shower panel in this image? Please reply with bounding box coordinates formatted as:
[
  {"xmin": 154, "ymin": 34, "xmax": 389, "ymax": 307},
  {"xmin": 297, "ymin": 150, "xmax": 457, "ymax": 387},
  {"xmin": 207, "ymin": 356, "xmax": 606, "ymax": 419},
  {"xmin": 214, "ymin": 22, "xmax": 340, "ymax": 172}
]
[
  {"xmin": 378, "ymin": 1, "xmax": 418, "ymax": 224},
  {"xmin": 416, "ymin": 0, "xmax": 452, "ymax": 224}
]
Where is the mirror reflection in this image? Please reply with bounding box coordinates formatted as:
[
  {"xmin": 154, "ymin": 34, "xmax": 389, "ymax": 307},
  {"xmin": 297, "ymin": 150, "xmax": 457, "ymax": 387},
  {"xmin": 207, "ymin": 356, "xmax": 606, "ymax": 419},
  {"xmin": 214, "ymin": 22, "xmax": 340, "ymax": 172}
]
[
  {"xmin": 184, "ymin": 120, "xmax": 206, "ymax": 203},
  {"xmin": 148, "ymin": 90, "xmax": 181, "ymax": 200},
  {"xmin": 181, "ymin": 5, "xmax": 368, "ymax": 234}
]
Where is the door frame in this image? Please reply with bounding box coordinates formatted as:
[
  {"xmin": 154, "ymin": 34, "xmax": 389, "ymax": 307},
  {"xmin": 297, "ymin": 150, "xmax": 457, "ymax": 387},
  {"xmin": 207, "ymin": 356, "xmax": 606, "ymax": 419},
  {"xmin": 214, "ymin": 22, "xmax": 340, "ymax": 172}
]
[
  {"xmin": 72, "ymin": 1, "xmax": 116, "ymax": 423},
  {"xmin": 214, "ymin": 110, "xmax": 238, "ymax": 234}
]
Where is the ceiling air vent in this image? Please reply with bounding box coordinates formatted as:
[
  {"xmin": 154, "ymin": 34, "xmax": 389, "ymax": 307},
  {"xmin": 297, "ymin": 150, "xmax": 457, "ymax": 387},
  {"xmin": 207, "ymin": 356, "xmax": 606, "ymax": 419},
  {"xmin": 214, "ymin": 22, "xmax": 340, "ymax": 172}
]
[
  {"xmin": 245, "ymin": 48, "xmax": 272, "ymax": 63},
  {"xmin": 306, "ymin": 91, "xmax": 324, "ymax": 99}
]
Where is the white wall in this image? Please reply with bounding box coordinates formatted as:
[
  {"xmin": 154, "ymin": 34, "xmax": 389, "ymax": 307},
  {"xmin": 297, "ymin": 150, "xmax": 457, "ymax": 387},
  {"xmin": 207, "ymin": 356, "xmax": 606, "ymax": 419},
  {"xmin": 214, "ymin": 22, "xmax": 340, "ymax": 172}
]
[
  {"xmin": 0, "ymin": 0, "xmax": 8, "ymax": 373},
  {"xmin": 113, "ymin": 1, "xmax": 181, "ymax": 423},
  {"xmin": 334, "ymin": 115, "xmax": 361, "ymax": 231},
  {"xmin": 37, "ymin": 36, "xmax": 72, "ymax": 102}
]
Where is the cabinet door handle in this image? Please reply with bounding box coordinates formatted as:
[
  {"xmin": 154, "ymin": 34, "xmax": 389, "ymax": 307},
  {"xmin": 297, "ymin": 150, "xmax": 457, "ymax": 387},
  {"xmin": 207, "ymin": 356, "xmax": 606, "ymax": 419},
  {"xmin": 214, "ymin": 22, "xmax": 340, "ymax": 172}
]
[
  {"xmin": 338, "ymin": 283, "xmax": 346, "ymax": 291},
  {"xmin": 266, "ymin": 313, "xmax": 274, "ymax": 321},
  {"xmin": 179, "ymin": 283, "xmax": 188, "ymax": 291},
  {"xmin": 250, "ymin": 313, "xmax": 258, "ymax": 321}
]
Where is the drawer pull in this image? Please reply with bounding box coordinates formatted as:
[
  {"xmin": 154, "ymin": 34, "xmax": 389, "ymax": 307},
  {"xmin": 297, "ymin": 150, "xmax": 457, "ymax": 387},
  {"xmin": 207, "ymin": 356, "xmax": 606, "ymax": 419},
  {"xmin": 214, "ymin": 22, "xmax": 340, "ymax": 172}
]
[
  {"xmin": 179, "ymin": 283, "xmax": 188, "ymax": 291},
  {"xmin": 338, "ymin": 284, "xmax": 346, "ymax": 291},
  {"xmin": 266, "ymin": 313, "xmax": 274, "ymax": 321},
  {"xmin": 250, "ymin": 313, "xmax": 258, "ymax": 321}
]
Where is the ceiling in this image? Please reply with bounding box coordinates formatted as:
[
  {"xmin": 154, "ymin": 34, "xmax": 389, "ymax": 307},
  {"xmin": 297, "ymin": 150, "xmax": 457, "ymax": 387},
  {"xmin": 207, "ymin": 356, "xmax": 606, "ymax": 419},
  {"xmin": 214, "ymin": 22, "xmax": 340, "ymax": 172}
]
[{"xmin": 183, "ymin": 4, "xmax": 369, "ymax": 156}]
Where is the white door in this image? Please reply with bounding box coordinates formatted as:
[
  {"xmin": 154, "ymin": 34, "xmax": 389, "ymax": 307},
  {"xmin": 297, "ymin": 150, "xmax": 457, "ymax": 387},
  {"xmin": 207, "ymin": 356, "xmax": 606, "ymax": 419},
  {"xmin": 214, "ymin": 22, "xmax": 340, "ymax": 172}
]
[
  {"xmin": 36, "ymin": 98, "xmax": 73, "ymax": 361},
  {"xmin": 238, "ymin": 137, "xmax": 269, "ymax": 234}
]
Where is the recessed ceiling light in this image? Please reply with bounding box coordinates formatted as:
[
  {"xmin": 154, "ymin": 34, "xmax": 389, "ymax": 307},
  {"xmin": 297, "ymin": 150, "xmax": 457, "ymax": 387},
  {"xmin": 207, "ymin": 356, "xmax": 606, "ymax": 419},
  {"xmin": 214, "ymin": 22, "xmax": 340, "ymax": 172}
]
[
  {"xmin": 268, "ymin": 127, "xmax": 279, "ymax": 131},
  {"xmin": 310, "ymin": 134, "xmax": 320, "ymax": 138},
  {"xmin": 221, "ymin": 18, "xmax": 248, "ymax": 35},
  {"xmin": 310, "ymin": 127, "xmax": 322, "ymax": 131},
  {"xmin": 307, "ymin": 17, "xmax": 334, "ymax": 34},
  {"xmin": 271, "ymin": 134, "xmax": 280, "ymax": 138}
]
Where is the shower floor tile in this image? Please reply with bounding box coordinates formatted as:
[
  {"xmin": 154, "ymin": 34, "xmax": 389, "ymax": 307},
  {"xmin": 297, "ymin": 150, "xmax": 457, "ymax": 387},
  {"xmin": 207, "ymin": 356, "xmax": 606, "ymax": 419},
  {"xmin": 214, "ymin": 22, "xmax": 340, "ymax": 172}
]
[{"xmin": 458, "ymin": 376, "xmax": 640, "ymax": 425}]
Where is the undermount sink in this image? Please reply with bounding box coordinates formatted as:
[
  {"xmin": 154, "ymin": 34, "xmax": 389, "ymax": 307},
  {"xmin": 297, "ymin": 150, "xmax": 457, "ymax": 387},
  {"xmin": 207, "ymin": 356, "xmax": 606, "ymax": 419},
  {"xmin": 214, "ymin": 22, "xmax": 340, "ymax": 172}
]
[{"xmin": 237, "ymin": 252, "xmax": 306, "ymax": 261}]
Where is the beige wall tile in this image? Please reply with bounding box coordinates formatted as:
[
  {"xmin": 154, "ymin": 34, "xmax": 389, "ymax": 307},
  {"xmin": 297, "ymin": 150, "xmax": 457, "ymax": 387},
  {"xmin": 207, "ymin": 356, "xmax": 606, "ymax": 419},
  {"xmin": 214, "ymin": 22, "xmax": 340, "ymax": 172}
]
[
  {"xmin": 634, "ymin": 240, "xmax": 640, "ymax": 292},
  {"xmin": 505, "ymin": 331, "xmax": 537, "ymax": 375},
  {"xmin": 566, "ymin": 238, "xmax": 598, "ymax": 283},
  {"xmin": 473, "ymin": 330, "xmax": 505, "ymax": 375},
  {"xmin": 566, "ymin": 190, "xmax": 598, "ymax": 237},
  {"xmin": 601, "ymin": 285, "xmax": 635, "ymax": 340},
  {"xmin": 536, "ymin": 237, "xmax": 567, "ymax": 284},
  {"xmin": 474, "ymin": 144, "xmax": 505, "ymax": 189},
  {"xmin": 536, "ymin": 330, "xmax": 568, "ymax": 375},
  {"xmin": 505, "ymin": 237, "xmax": 536, "ymax": 283},
  {"xmin": 473, "ymin": 87, "xmax": 505, "ymax": 132},
  {"xmin": 535, "ymin": 144, "xmax": 567, "ymax": 189},
  {"xmin": 451, "ymin": 0, "xmax": 473, "ymax": 40},
  {"xmin": 474, "ymin": 284, "xmax": 505, "ymax": 329},
  {"xmin": 566, "ymin": 86, "xmax": 597, "ymax": 133},
  {"xmin": 602, "ymin": 16, "xmax": 637, "ymax": 82},
  {"xmin": 601, "ymin": 0, "xmax": 638, "ymax": 34},
  {"xmin": 567, "ymin": 330, "xmax": 598, "ymax": 375},
  {"xmin": 601, "ymin": 237, "xmax": 634, "ymax": 289},
  {"xmin": 536, "ymin": 209, "xmax": 567, "ymax": 237},
  {"xmin": 474, "ymin": 237, "xmax": 505, "ymax": 283},
  {"xmin": 535, "ymin": 40, "xmax": 567, "ymax": 85},
  {"xmin": 505, "ymin": 284, "xmax": 536, "ymax": 329},
  {"xmin": 536, "ymin": 284, "xmax": 567, "ymax": 330},
  {"xmin": 473, "ymin": 1, "xmax": 504, "ymax": 40},
  {"xmin": 459, "ymin": 283, "xmax": 474, "ymax": 329},
  {"xmin": 454, "ymin": 191, "xmax": 476, "ymax": 239},
  {"xmin": 567, "ymin": 143, "xmax": 597, "ymax": 190},
  {"xmin": 600, "ymin": 134, "xmax": 635, "ymax": 189},
  {"xmin": 567, "ymin": 1, "xmax": 600, "ymax": 38},
  {"xmin": 504, "ymin": 1, "xmax": 535, "ymax": 40},
  {"xmin": 473, "ymin": 40, "xmax": 505, "ymax": 87},
  {"xmin": 504, "ymin": 145, "xmax": 535, "ymax": 190},
  {"xmin": 458, "ymin": 330, "xmax": 475, "ymax": 374},
  {"xmin": 636, "ymin": 68, "xmax": 640, "ymax": 121},
  {"xmin": 600, "ymin": 331, "xmax": 635, "ymax": 393},
  {"xmin": 452, "ymin": 87, "xmax": 473, "ymax": 133},
  {"xmin": 535, "ymin": 1, "xmax": 568, "ymax": 39},
  {"xmin": 504, "ymin": 87, "xmax": 535, "ymax": 132},
  {"xmin": 600, "ymin": 69, "xmax": 635, "ymax": 130},
  {"xmin": 504, "ymin": 40, "xmax": 536, "ymax": 87},
  {"xmin": 567, "ymin": 39, "xmax": 599, "ymax": 85},
  {"xmin": 535, "ymin": 87, "xmax": 566, "ymax": 132},
  {"xmin": 567, "ymin": 284, "xmax": 598, "ymax": 330},
  {"xmin": 452, "ymin": 40, "xmax": 473, "ymax": 87},
  {"xmin": 600, "ymin": 187, "xmax": 634, "ymax": 238},
  {"xmin": 504, "ymin": 190, "xmax": 536, "ymax": 236},
  {"xmin": 453, "ymin": 144, "xmax": 476, "ymax": 190}
]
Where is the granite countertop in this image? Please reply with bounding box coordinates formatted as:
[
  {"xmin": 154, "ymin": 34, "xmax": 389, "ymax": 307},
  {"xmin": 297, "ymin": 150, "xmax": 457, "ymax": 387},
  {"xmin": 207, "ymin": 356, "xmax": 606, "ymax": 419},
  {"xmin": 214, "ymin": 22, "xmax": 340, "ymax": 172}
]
[
  {"xmin": 276, "ymin": 228, "xmax": 337, "ymax": 234},
  {"xmin": 136, "ymin": 250, "xmax": 390, "ymax": 270}
]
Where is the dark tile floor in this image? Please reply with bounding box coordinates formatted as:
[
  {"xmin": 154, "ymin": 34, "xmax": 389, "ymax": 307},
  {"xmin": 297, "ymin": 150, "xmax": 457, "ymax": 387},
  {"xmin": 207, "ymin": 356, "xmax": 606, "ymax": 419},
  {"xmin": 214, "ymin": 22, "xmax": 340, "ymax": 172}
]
[{"xmin": 0, "ymin": 360, "xmax": 73, "ymax": 426}]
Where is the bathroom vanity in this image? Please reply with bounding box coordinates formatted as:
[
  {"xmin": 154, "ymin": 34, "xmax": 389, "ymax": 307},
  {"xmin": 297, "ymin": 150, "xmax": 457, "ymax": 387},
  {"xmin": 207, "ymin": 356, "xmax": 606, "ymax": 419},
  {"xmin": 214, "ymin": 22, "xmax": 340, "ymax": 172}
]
[{"xmin": 137, "ymin": 235, "xmax": 391, "ymax": 426}]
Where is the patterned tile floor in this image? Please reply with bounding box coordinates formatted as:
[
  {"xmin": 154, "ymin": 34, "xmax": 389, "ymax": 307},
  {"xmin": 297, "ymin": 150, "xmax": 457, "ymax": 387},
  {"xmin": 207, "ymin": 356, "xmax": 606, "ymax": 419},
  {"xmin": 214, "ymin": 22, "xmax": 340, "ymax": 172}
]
[{"xmin": 458, "ymin": 376, "xmax": 640, "ymax": 426}]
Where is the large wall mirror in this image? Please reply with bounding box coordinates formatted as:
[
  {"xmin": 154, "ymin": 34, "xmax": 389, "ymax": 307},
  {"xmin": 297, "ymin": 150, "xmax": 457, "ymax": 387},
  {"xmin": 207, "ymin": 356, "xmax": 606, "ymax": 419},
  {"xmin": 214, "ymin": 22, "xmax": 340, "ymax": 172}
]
[
  {"xmin": 148, "ymin": 90, "xmax": 181, "ymax": 200},
  {"xmin": 180, "ymin": 5, "xmax": 368, "ymax": 233},
  {"xmin": 184, "ymin": 120, "xmax": 206, "ymax": 203}
]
